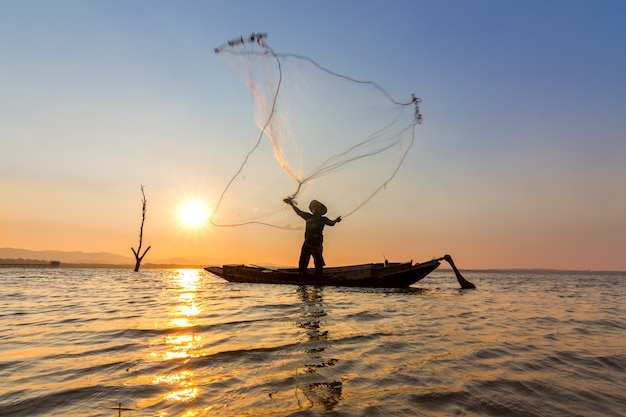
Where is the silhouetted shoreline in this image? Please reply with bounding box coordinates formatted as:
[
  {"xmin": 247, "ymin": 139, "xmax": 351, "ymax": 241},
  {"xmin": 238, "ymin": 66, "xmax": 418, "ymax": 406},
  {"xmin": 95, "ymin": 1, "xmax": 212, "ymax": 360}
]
[{"xmin": 0, "ymin": 259, "xmax": 205, "ymax": 269}]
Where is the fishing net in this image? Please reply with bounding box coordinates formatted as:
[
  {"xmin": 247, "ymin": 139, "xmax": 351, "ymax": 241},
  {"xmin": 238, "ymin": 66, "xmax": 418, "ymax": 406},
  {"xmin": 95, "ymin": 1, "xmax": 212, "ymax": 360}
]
[{"xmin": 211, "ymin": 33, "xmax": 422, "ymax": 229}]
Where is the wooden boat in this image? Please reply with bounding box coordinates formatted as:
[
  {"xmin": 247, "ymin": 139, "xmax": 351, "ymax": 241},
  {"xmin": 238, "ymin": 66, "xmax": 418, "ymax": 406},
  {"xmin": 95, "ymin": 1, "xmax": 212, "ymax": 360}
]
[{"xmin": 205, "ymin": 259, "xmax": 441, "ymax": 288}]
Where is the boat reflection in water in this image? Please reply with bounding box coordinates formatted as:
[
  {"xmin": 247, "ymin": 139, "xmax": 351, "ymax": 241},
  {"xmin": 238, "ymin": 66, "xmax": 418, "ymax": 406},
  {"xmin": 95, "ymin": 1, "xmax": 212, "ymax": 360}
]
[{"xmin": 295, "ymin": 286, "xmax": 342, "ymax": 410}]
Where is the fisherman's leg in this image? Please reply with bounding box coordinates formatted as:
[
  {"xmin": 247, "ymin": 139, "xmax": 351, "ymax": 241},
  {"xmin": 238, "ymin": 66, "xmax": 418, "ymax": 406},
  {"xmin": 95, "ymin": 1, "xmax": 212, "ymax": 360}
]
[
  {"xmin": 299, "ymin": 244, "xmax": 311, "ymax": 273},
  {"xmin": 312, "ymin": 247, "xmax": 325, "ymax": 274}
]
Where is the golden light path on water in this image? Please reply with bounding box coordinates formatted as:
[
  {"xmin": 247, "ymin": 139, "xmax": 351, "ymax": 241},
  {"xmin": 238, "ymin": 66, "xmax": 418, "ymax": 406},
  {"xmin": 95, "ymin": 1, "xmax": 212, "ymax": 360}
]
[
  {"xmin": 144, "ymin": 269, "xmax": 345, "ymax": 415},
  {"xmin": 152, "ymin": 269, "xmax": 203, "ymax": 411}
]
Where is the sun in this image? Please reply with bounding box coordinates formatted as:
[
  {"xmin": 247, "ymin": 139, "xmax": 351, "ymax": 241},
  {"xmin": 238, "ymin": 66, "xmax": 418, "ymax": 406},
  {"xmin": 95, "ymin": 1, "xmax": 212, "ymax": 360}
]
[{"xmin": 178, "ymin": 200, "xmax": 210, "ymax": 227}]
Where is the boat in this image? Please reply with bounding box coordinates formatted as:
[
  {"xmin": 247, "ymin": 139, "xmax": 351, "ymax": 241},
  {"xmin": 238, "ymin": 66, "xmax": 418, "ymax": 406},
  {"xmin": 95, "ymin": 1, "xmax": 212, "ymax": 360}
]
[
  {"xmin": 205, "ymin": 259, "xmax": 442, "ymax": 288},
  {"xmin": 205, "ymin": 255, "xmax": 476, "ymax": 289}
]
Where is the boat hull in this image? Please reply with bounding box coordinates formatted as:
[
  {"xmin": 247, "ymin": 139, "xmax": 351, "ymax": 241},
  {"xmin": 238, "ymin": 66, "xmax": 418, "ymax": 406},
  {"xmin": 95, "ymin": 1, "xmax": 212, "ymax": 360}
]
[{"xmin": 205, "ymin": 260, "xmax": 440, "ymax": 288}]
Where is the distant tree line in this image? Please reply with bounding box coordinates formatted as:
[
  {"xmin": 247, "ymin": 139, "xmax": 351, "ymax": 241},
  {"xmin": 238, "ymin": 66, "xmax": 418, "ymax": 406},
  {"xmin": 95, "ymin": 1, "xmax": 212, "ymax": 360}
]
[
  {"xmin": 0, "ymin": 258, "xmax": 50, "ymax": 265},
  {"xmin": 0, "ymin": 259, "xmax": 60, "ymax": 267}
]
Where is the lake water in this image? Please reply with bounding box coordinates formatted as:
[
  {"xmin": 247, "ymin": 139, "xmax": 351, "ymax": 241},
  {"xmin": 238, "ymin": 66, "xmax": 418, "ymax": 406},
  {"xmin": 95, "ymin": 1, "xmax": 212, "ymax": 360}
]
[{"xmin": 0, "ymin": 267, "xmax": 624, "ymax": 417}]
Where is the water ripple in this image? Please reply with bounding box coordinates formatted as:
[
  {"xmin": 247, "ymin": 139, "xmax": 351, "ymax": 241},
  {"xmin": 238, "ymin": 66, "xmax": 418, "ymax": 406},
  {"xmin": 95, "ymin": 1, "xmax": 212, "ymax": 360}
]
[{"xmin": 0, "ymin": 268, "xmax": 624, "ymax": 416}]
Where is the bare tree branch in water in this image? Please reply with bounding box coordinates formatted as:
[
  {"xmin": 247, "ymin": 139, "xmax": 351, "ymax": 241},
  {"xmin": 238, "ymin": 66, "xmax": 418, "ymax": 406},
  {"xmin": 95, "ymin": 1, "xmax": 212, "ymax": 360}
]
[{"xmin": 131, "ymin": 185, "xmax": 151, "ymax": 272}]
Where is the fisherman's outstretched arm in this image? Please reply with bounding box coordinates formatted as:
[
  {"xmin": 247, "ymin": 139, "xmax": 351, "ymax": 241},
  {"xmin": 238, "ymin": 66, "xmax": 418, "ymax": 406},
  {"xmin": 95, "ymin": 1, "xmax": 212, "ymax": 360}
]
[
  {"xmin": 283, "ymin": 198, "xmax": 306, "ymax": 217},
  {"xmin": 327, "ymin": 216, "xmax": 342, "ymax": 226}
]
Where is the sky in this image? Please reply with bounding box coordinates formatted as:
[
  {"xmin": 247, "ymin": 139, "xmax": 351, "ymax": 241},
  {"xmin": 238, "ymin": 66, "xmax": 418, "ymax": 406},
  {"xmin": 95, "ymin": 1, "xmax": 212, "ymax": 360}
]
[{"xmin": 1, "ymin": 0, "xmax": 625, "ymax": 270}]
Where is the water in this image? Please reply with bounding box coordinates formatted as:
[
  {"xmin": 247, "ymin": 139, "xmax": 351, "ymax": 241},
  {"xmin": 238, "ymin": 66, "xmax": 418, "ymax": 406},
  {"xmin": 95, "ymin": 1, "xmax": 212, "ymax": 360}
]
[{"xmin": 0, "ymin": 267, "xmax": 624, "ymax": 417}]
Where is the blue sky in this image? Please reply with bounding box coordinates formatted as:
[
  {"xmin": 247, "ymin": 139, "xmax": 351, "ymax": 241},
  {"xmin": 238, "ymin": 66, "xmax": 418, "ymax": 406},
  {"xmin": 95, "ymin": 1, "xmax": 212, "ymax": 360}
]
[{"xmin": 1, "ymin": 1, "xmax": 625, "ymax": 269}]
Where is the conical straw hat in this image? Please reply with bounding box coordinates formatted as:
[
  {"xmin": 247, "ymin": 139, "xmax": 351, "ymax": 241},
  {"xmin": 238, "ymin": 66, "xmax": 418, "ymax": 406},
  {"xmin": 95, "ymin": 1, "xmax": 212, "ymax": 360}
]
[{"xmin": 309, "ymin": 200, "xmax": 327, "ymax": 215}]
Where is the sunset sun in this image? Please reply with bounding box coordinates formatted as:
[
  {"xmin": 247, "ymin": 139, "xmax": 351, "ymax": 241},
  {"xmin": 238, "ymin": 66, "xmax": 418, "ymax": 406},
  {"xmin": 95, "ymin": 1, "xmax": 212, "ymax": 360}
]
[{"xmin": 178, "ymin": 200, "xmax": 210, "ymax": 228}]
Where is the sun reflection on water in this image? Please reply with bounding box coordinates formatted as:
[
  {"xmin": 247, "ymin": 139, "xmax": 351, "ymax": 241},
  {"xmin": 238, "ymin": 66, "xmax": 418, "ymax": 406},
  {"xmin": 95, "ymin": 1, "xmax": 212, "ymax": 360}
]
[
  {"xmin": 165, "ymin": 386, "xmax": 200, "ymax": 402},
  {"xmin": 163, "ymin": 333, "xmax": 202, "ymax": 361},
  {"xmin": 152, "ymin": 269, "xmax": 204, "ymax": 406}
]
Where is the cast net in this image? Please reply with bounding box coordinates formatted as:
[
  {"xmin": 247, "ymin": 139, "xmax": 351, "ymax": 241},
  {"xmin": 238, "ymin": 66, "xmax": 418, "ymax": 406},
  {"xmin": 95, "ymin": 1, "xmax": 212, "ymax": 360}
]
[{"xmin": 211, "ymin": 33, "xmax": 422, "ymax": 229}]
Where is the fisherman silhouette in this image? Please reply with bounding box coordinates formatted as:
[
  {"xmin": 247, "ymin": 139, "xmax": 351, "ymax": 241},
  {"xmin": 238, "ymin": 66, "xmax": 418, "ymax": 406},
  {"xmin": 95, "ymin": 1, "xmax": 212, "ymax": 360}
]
[{"xmin": 283, "ymin": 198, "xmax": 342, "ymax": 274}]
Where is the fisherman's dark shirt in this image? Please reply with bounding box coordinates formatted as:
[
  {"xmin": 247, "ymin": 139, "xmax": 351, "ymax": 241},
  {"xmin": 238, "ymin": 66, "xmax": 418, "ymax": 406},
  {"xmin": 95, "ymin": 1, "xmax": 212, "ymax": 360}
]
[{"xmin": 296, "ymin": 212, "xmax": 335, "ymax": 247}]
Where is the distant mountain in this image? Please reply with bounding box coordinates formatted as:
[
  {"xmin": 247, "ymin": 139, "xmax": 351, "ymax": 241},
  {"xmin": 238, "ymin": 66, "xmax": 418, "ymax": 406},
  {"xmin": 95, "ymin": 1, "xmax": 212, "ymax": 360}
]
[
  {"xmin": 0, "ymin": 248, "xmax": 134, "ymax": 264},
  {"xmin": 0, "ymin": 248, "xmax": 204, "ymax": 266}
]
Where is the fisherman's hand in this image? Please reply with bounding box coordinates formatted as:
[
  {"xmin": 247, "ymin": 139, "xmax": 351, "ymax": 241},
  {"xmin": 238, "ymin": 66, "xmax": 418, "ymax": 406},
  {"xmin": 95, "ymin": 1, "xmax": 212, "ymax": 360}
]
[
  {"xmin": 283, "ymin": 198, "xmax": 294, "ymax": 206},
  {"xmin": 335, "ymin": 216, "xmax": 342, "ymax": 223}
]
